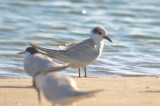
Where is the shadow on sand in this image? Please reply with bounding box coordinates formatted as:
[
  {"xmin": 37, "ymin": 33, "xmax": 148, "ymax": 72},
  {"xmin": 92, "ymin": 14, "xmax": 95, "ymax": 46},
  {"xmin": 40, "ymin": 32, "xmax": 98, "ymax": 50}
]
[
  {"xmin": 0, "ymin": 86, "xmax": 34, "ymax": 89},
  {"xmin": 145, "ymin": 90, "xmax": 160, "ymax": 93}
]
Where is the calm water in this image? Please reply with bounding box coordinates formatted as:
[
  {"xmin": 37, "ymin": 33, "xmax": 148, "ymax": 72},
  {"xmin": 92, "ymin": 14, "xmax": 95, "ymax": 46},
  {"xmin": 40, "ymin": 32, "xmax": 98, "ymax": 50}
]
[{"xmin": 0, "ymin": 0, "xmax": 160, "ymax": 78}]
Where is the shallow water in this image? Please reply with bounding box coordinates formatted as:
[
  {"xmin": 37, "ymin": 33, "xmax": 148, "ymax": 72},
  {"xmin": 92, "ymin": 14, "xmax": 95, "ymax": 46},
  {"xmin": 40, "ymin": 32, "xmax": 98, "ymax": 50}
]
[{"xmin": 0, "ymin": 0, "xmax": 160, "ymax": 78}]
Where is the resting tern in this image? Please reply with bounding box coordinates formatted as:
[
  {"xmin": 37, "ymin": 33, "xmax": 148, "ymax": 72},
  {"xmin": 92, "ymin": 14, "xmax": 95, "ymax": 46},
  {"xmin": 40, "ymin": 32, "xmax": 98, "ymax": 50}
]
[
  {"xmin": 18, "ymin": 47, "xmax": 69, "ymax": 86},
  {"xmin": 34, "ymin": 72, "xmax": 102, "ymax": 106}
]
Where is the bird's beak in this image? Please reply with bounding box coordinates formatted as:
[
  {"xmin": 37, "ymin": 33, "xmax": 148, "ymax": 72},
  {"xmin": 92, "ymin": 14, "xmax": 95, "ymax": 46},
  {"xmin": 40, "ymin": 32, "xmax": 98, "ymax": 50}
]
[
  {"xmin": 103, "ymin": 36, "xmax": 112, "ymax": 42},
  {"xmin": 18, "ymin": 51, "xmax": 26, "ymax": 54}
]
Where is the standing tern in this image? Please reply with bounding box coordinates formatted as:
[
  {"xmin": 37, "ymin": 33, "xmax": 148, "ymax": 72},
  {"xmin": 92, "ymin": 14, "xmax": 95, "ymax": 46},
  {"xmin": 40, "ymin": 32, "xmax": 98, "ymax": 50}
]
[{"xmin": 30, "ymin": 26, "xmax": 112, "ymax": 77}]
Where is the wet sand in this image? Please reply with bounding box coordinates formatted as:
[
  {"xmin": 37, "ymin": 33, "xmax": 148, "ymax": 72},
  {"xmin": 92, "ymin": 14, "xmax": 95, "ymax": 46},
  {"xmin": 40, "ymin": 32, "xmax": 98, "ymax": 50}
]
[{"xmin": 0, "ymin": 77, "xmax": 160, "ymax": 106}]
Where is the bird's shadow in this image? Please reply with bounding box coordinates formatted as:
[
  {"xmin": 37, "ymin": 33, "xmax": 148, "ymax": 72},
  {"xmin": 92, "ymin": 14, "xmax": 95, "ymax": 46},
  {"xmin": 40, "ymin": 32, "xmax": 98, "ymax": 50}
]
[
  {"xmin": 145, "ymin": 90, "xmax": 160, "ymax": 93},
  {"xmin": 0, "ymin": 86, "xmax": 34, "ymax": 89}
]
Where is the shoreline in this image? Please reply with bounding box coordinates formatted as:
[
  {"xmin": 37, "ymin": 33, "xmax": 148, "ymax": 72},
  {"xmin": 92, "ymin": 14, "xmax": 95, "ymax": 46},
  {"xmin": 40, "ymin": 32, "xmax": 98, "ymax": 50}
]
[
  {"xmin": 0, "ymin": 74, "xmax": 156, "ymax": 79},
  {"xmin": 0, "ymin": 76, "xmax": 160, "ymax": 106}
]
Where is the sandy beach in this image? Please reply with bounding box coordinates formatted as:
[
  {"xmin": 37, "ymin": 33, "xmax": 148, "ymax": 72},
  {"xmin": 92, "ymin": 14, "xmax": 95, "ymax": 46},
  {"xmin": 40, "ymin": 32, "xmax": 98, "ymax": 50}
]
[{"xmin": 0, "ymin": 76, "xmax": 160, "ymax": 106}]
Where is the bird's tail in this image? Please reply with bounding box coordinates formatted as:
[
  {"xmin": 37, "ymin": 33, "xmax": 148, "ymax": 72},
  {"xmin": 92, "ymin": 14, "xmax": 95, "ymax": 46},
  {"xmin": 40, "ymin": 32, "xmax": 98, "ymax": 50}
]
[
  {"xmin": 71, "ymin": 89, "xmax": 103, "ymax": 103},
  {"xmin": 83, "ymin": 89, "xmax": 104, "ymax": 96},
  {"xmin": 76, "ymin": 89, "xmax": 104, "ymax": 99}
]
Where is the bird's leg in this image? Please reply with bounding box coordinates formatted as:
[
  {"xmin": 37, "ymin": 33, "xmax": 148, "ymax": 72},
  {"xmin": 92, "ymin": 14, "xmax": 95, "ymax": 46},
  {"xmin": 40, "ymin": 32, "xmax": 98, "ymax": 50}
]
[
  {"xmin": 26, "ymin": 80, "xmax": 35, "ymax": 88},
  {"xmin": 36, "ymin": 88, "xmax": 41, "ymax": 105},
  {"xmin": 84, "ymin": 66, "xmax": 87, "ymax": 78},
  {"xmin": 26, "ymin": 85, "xmax": 34, "ymax": 88},
  {"xmin": 78, "ymin": 67, "xmax": 81, "ymax": 78}
]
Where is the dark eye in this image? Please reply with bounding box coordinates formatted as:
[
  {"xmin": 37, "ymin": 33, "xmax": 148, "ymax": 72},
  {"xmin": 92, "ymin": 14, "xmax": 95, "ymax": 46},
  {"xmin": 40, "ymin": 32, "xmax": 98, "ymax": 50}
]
[{"xmin": 93, "ymin": 28, "xmax": 102, "ymax": 35}]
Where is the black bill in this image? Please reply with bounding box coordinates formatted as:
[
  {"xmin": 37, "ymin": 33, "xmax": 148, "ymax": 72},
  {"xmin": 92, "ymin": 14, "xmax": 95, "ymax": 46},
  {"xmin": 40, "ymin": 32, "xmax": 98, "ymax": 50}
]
[{"xmin": 103, "ymin": 36, "xmax": 112, "ymax": 42}]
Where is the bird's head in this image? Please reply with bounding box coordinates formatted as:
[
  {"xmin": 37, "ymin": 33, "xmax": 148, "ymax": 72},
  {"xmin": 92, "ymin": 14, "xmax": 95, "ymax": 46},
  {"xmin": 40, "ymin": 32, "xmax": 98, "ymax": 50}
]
[
  {"xmin": 91, "ymin": 26, "xmax": 112, "ymax": 42},
  {"xmin": 18, "ymin": 47, "xmax": 39, "ymax": 55}
]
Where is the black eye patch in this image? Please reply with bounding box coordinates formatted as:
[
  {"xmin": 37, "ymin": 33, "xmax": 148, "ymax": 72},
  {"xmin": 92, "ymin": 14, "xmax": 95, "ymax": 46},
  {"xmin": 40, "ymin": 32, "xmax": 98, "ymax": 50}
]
[{"xmin": 93, "ymin": 28, "xmax": 102, "ymax": 35}]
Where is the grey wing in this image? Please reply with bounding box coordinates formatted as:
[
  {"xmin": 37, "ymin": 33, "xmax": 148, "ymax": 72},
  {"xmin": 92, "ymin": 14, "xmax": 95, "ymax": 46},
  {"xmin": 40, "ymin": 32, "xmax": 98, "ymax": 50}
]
[
  {"xmin": 66, "ymin": 39, "xmax": 95, "ymax": 52},
  {"xmin": 30, "ymin": 44, "xmax": 69, "ymax": 58},
  {"xmin": 65, "ymin": 39, "xmax": 97, "ymax": 60}
]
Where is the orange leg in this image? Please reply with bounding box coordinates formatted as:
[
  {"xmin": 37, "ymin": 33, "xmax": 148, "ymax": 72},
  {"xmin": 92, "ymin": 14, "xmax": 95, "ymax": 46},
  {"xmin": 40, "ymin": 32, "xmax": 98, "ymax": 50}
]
[
  {"xmin": 78, "ymin": 67, "xmax": 81, "ymax": 78},
  {"xmin": 26, "ymin": 85, "xmax": 34, "ymax": 88},
  {"xmin": 26, "ymin": 80, "xmax": 35, "ymax": 88},
  {"xmin": 84, "ymin": 66, "xmax": 87, "ymax": 77}
]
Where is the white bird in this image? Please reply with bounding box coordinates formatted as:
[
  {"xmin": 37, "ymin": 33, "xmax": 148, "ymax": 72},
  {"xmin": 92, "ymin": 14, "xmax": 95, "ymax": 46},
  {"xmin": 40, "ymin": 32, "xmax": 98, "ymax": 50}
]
[
  {"xmin": 18, "ymin": 47, "xmax": 69, "ymax": 86},
  {"xmin": 34, "ymin": 72, "xmax": 103, "ymax": 106},
  {"xmin": 30, "ymin": 26, "xmax": 112, "ymax": 77}
]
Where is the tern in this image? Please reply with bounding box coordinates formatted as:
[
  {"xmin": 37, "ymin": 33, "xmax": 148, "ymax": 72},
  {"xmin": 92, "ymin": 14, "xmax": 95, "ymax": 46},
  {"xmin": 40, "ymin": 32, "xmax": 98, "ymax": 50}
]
[
  {"xmin": 34, "ymin": 72, "xmax": 103, "ymax": 106},
  {"xmin": 18, "ymin": 47, "xmax": 69, "ymax": 86},
  {"xmin": 30, "ymin": 26, "xmax": 112, "ymax": 77}
]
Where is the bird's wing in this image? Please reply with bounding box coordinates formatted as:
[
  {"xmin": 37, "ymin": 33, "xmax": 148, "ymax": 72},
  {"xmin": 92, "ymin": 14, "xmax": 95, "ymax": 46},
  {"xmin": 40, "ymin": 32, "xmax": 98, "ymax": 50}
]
[
  {"xmin": 47, "ymin": 64, "xmax": 69, "ymax": 73},
  {"xmin": 66, "ymin": 39, "xmax": 95, "ymax": 52},
  {"xmin": 30, "ymin": 44, "xmax": 69, "ymax": 58},
  {"xmin": 30, "ymin": 39, "xmax": 95, "ymax": 62}
]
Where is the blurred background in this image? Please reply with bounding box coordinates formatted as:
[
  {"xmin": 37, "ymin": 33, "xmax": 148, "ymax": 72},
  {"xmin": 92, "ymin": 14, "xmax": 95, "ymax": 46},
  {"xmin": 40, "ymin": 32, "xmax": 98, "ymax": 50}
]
[{"xmin": 0, "ymin": 0, "xmax": 160, "ymax": 78}]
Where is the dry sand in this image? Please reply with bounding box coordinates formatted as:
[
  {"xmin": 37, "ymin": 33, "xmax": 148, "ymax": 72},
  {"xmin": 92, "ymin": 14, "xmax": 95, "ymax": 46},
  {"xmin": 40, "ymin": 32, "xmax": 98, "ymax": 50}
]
[{"xmin": 0, "ymin": 76, "xmax": 160, "ymax": 106}]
